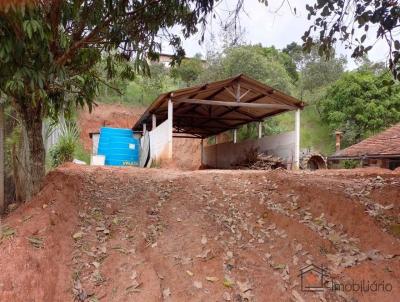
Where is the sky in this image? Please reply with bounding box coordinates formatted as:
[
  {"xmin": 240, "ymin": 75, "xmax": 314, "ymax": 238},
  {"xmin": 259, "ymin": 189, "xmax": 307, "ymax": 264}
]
[{"xmin": 164, "ymin": 0, "xmax": 389, "ymax": 70}]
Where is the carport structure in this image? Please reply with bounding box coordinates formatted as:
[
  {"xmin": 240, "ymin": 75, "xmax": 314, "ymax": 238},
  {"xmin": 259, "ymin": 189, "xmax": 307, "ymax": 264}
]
[{"xmin": 133, "ymin": 74, "xmax": 305, "ymax": 168}]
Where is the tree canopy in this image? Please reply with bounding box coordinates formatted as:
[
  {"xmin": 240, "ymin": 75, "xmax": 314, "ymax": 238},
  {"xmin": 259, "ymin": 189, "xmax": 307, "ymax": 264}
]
[
  {"xmin": 171, "ymin": 54, "xmax": 205, "ymax": 87},
  {"xmin": 319, "ymin": 70, "xmax": 400, "ymax": 146},
  {"xmin": 198, "ymin": 45, "xmax": 296, "ymax": 94}
]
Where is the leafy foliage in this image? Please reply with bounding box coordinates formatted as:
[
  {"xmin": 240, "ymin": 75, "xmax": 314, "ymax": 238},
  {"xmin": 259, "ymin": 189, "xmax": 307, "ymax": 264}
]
[
  {"xmin": 198, "ymin": 45, "xmax": 295, "ymax": 93},
  {"xmin": 49, "ymin": 121, "xmax": 79, "ymax": 168},
  {"xmin": 0, "ymin": 1, "xmax": 224, "ymax": 120},
  {"xmin": 302, "ymin": 0, "xmax": 400, "ymax": 79},
  {"xmin": 284, "ymin": 42, "xmax": 346, "ymax": 93},
  {"xmin": 342, "ymin": 159, "xmax": 360, "ymax": 169},
  {"xmin": 319, "ymin": 70, "xmax": 400, "ymax": 146},
  {"xmin": 283, "ymin": 42, "xmax": 347, "ymax": 154},
  {"xmin": 98, "ymin": 63, "xmax": 178, "ymax": 106},
  {"xmin": 171, "ymin": 54, "xmax": 205, "ymax": 86}
]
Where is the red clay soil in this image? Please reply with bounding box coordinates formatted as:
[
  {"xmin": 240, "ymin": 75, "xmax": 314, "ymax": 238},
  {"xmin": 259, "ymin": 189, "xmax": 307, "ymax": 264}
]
[{"xmin": 0, "ymin": 165, "xmax": 399, "ymax": 302}]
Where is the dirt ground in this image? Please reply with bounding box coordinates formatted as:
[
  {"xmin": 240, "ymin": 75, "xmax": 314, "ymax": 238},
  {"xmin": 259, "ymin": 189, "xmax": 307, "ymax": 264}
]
[{"xmin": 0, "ymin": 165, "xmax": 399, "ymax": 302}]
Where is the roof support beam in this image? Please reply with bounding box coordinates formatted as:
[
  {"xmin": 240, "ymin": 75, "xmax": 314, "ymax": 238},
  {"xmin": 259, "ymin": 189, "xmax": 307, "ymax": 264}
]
[
  {"xmin": 173, "ymin": 113, "xmax": 252, "ymax": 122},
  {"xmin": 173, "ymin": 135, "xmax": 203, "ymax": 139},
  {"xmin": 216, "ymin": 93, "xmax": 264, "ymax": 118},
  {"xmin": 173, "ymin": 99, "xmax": 296, "ymax": 110}
]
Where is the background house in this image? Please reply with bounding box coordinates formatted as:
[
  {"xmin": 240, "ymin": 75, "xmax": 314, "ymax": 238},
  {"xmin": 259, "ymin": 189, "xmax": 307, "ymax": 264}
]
[{"xmin": 328, "ymin": 123, "xmax": 400, "ymax": 170}]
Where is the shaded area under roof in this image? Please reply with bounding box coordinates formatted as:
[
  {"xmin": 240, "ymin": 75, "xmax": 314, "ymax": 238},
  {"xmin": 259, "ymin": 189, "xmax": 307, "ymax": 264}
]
[
  {"xmin": 132, "ymin": 74, "xmax": 305, "ymax": 138},
  {"xmin": 330, "ymin": 123, "xmax": 400, "ymax": 159}
]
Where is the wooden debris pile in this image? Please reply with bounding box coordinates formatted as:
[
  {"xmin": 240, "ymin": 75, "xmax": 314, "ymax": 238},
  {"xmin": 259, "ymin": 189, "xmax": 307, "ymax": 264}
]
[{"xmin": 233, "ymin": 147, "xmax": 286, "ymax": 170}]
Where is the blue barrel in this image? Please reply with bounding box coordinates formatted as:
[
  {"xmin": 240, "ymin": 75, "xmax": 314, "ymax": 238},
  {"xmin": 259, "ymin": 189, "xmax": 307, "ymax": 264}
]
[{"xmin": 97, "ymin": 127, "xmax": 140, "ymax": 166}]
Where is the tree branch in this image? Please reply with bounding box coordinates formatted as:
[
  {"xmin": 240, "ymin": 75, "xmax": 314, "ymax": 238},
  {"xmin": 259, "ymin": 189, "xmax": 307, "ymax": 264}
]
[{"xmin": 55, "ymin": 0, "xmax": 163, "ymax": 67}]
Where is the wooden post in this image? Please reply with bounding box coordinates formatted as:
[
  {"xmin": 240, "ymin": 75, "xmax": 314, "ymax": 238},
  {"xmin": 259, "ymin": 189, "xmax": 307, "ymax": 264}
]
[
  {"xmin": 167, "ymin": 99, "xmax": 173, "ymax": 159},
  {"xmin": 294, "ymin": 109, "xmax": 300, "ymax": 170},
  {"xmin": 233, "ymin": 129, "xmax": 237, "ymax": 144},
  {"xmin": 152, "ymin": 114, "xmax": 157, "ymax": 130},
  {"xmin": 0, "ymin": 102, "xmax": 4, "ymax": 214},
  {"xmin": 236, "ymin": 82, "xmax": 241, "ymax": 102},
  {"xmin": 200, "ymin": 139, "xmax": 204, "ymax": 165},
  {"xmin": 258, "ymin": 122, "xmax": 262, "ymax": 139},
  {"xmin": 143, "ymin": 123, "xmax": 147, "ymax": 133}
]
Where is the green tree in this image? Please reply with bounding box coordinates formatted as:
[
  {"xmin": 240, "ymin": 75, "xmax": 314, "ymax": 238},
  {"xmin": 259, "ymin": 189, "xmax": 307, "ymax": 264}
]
[
  {"xmin": 319, "ymin": 70, "xmax": 400, "ymax": 146},
  {"xmin": 199, "ymin": 45, "xmax": 295, "ymax": 93},
  {"xmin": 171, "ymin": 54, "xmax": 204, "ymax": 86},
  {"xmin": 283, "ymin": 42, "xmax": 347, "ymax": 154},
  {"xmin": 0, "ymin": 1, "xmax": 240, "ymax": 198},
  {"xmin": 125, "ymin": 63, "xmax": 178, "ymax": 105},
  {"xmin": 283, "ymin": 42, "xmax": 346, "ymax": 95}
]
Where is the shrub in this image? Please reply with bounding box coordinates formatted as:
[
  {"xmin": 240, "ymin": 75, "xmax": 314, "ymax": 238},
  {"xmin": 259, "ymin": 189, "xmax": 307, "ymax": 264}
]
[
  {"xmin": 342, "ymin": 159, "xmax": 359, "ymax": 169},
  {"xmin": 49, "ymin": 121, "xmax": 79, "ymax": 168}
]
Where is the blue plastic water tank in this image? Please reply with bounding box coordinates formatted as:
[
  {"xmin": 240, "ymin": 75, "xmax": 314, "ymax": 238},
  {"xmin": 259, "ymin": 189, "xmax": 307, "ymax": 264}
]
[{"xmin": 97, "ymin": 127, "xmax": 140, "ymax": 166}]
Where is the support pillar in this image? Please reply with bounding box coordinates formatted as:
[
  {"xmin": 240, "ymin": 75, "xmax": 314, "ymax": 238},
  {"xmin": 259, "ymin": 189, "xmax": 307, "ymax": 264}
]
[
  {"xmin": 335, "ymin": 131, "xmax": 343, "ymax": 152},
  {"xmin": 258, "ymin": 122, "xmax": 262, "ymax": 139},
  {"xmin": 233, "ymin": 129, "xmax": 237, "ymax": 144},
  {"xmin": 152, "ymin": 114, "xmax": 157, "ymax": 130},
  {"xmin": 294, "ymin": 109, "xmax": 300, "ymax": 170},
  {"xmin": 143, "ymin": 123, "xmax": 147, "ymax": 133},
  {"xmin": 167, "ymin": 99, "xmax": 173, "ymax": 159},
  {"xmin": 200, "ymin": 139, "xmax": 204, "ymax": 166}
]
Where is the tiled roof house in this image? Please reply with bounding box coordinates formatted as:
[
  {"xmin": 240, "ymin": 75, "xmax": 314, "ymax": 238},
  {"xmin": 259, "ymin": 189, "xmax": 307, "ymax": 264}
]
[{"xmin": 328, "ymin": 123, "xmax": 400, "ymax": 170}]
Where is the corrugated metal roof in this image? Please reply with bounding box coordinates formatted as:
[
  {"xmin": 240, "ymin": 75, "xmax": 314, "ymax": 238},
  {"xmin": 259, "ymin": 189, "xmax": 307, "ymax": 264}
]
[{"xmin": 132, "ymin": 74, "xmax": 305, "ymax": 138}]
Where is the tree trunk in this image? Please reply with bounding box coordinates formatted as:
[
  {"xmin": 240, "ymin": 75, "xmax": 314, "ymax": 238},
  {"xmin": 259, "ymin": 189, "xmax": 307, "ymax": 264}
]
[
  {"xmin": 13, "ymin": 100, "xmax": 46, "ymax": 201},
  {"xmin": 0, "ymin": 102, "xmax": 4, "ymax": 213},
  {"xmin": 22, "ymin": 116, "xmax": 45, "ymax": 200}
]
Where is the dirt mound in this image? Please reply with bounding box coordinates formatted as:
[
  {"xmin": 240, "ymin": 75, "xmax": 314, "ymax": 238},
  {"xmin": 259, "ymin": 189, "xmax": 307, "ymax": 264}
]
[
  {"xmin": 0, "ymin": 167, "xmax": 84, "ymax": 301},
  {"xmin": 1, "ymin": 166, "xmax": 399, "ymax": 301}
]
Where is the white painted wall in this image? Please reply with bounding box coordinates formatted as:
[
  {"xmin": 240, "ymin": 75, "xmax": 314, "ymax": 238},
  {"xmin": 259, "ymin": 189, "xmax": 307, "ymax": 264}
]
[
  {"xmin": 92, "ymin": 133, "xmax": 100, "ymax": 155},
  {"xmin": 149, "ymin": 119, "xmax": 170, "ymax": 162},
  {"xmin": 203, "ymin": 131, "xmax": 296, "ymax": 169}
]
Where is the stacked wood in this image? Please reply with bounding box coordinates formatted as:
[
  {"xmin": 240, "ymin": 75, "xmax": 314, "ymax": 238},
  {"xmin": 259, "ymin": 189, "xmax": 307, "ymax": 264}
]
[
  {"xmin": 249, "ymin": 154, "xmax": 285, "ymax": 170},
  {"xmin": 233, "ymin": 147, "xmax": 286, "ymax": 170}
]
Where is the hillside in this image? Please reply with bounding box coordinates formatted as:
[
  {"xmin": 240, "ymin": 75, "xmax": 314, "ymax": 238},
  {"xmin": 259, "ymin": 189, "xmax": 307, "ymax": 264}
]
[{"xmin": 0, "ymin": 165, "xmax": 399, "ymax": 301}]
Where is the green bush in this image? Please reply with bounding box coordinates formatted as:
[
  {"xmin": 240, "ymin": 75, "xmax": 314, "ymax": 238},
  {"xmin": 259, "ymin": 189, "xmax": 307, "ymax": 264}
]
[
  {"xmin": 49, "ymin": 137, "xmax": 75, "ymax": 167},
  {"xmin": 342, "ymin": 159, "xmax": 359, "ymax": 169},
  {"xmin": 49, "ymin": 121, "xmax": 79, "ymax": 168}
]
